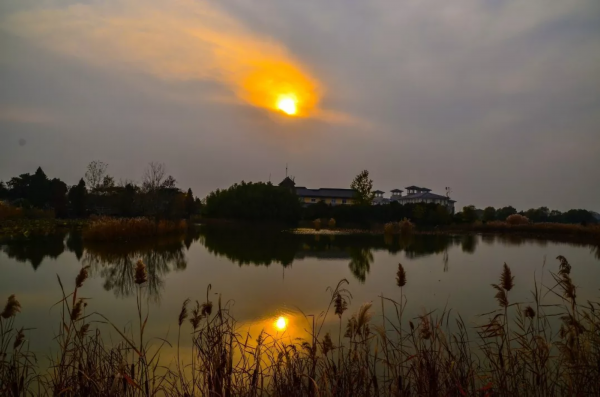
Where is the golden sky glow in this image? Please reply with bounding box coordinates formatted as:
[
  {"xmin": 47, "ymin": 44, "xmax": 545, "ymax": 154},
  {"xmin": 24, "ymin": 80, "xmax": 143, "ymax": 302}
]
[{"xmin": 4, "ymin": 0, "xmax": 322, "ymax": 118}]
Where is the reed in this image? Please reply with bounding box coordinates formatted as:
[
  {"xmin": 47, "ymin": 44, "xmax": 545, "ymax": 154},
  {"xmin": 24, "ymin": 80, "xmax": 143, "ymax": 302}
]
[
  {"xmin": 82, "ymin": 217, "xmax": 187, "ymax": 241},
  {"xmin": 1, "ymin": 255, "xmax": 598, "ymax": 396}
]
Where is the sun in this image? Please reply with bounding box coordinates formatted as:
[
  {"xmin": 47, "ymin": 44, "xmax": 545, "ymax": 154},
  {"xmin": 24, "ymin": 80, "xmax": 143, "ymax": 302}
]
[
  {"xmin": 275, "ymin": 316, "xmax": 287, "ymax": 330},
  {"xmin": 277, "ymin": 96, "xmax": 297, "ymax": 115}
]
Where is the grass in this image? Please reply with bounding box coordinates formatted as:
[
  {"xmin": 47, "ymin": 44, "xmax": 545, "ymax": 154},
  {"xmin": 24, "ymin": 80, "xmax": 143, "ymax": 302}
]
[
  {"xmin": 1, "ymin": 255, "xmax": 599, "ymax": 396},
  {"xmin": 82, "ymin": 217, "xmax": 188, "ymax": 241}
]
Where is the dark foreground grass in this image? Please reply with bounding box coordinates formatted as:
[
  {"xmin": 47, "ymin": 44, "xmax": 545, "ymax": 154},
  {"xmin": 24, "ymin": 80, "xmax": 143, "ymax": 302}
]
[{"xmin": 1, "ymin": 256, "xmax": 599, "ymax": 396}]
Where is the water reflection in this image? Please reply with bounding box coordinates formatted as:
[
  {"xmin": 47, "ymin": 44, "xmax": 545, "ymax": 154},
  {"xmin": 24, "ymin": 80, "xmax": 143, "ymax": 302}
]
[
  {"xmin": 0, "ymin": 232, "xmax": 68, "ymax": 269},
  {"xmin": 1, "ymin": 227, "xmax": 598, "ymax": 293},
  {"xmin": 83, "ymin": 235, "xmax": 192, "ymax": 301}
]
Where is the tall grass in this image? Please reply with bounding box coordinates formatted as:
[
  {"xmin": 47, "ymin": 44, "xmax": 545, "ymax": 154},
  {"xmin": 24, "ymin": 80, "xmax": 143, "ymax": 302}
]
[
  {"xmin": 83, "ymin": 217, "xmax": 187, "ymax": 241},
  {"xmin": 0, "ymin": 202, "xmax": 54, "ymax": 221},
  {"xmin": 1, "ymin": 255, "xmax": 599, "ymax": 396}
]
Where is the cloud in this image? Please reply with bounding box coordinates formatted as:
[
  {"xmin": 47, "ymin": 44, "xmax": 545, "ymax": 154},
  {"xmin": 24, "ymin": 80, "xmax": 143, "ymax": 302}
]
[{"xmin": 2, "ymin": 0, "xmax": 339, "ymax": 120}]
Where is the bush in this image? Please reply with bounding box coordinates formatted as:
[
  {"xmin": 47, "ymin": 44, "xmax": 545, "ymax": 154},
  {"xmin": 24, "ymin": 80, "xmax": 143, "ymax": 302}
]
[
  {"xmin": 313, "ymin": 218, "xmax": 322, "ymax": 231},
  {"xmin": 328, "ymin": 218, "xmax": 336, "ymax": 229},
  {"xmin": 83, "ymin": 217, "xmax": 187, "ymax": 241},
  {"xmin": 384, "ymin": 222, "xmax": 399, "ymax": 235},
  {"xmin": 506, "ymin": 214, "xmax": 530, "ymax": 225},
  {"xmin": 399, "ymin": 218, "xmax": 415, "ymax": 234},
  {"xmin": 0, "ymin": 201, "xmax": 54, "ymax": 220}
]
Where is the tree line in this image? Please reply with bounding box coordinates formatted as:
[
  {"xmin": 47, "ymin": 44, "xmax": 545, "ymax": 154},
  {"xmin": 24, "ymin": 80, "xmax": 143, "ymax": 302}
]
[{"xmin": 0, "ymin": 161, "xmax": 200, "ymax": 219}]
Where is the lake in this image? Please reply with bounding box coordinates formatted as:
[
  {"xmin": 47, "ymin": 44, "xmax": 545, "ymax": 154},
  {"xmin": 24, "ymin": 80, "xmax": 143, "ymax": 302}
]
[{"xmin": 1, "ymin": 225, "xmax": 599, "ymax": 363}]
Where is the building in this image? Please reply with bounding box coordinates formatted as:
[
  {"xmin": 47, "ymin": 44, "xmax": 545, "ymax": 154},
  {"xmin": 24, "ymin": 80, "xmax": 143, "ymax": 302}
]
[
  {"xmin": 389, "ymin": 186, "xmax": 455, "ymax": 213},
  {"xmin": 279, "ymin": 177, "xmax": 355, "ymax": 206},
  {"xmin": 372, "ymin": 190, "xmax": 389, "ymax": 205},
  {"xmin": 279, "ymin": 177, "xmax": 455, "ymax": 212}
]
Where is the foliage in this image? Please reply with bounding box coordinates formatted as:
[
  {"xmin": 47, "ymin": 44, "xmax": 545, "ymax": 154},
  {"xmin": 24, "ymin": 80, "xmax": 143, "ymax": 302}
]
[
  {"xmin": 328, "ymin": 218, "xmax": 336, "ymax": 229},
  {"xmin": 496, "ymin": 205, "xmax": 517, "ymax": 220},
  {"xmin": 482, "ymin": 206, "xmax": 496, "ymax": 222},
  {"xmin": 84, "ymin": 160, "xmax": 108, "ymax": 191},
  {"xmin": 203, "ymin": 181, "xmax": 301, "ymax": 222},
  {"xmin": 350, "ymin": 170, "xmax": 374, "ymax": 205},
  {"xmin": 384, "ymin": 218, "xmax": 415, "ymax": 235},
  {"xmin": 313, "ymin": 218, "xmax": 322, "ymax": 231},
  {"xmin": 82, "ymin": 217, "xmax": 187, "ymax": 241},
  {"xmin": 68, "ymin": 179, "xmax": 88, "ymax": 217},
  {"xmin": 506, "ymin": 213, "xmax": 530, "ymax": 225},
  {"xmin": 461, "ymin": 205, "xmax": 478, "ymax": 223}
]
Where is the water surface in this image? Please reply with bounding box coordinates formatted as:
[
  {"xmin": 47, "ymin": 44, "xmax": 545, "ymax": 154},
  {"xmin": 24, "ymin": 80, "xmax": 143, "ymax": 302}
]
[{"xmin": 1, "ymin": 226, "xmax": 599, "ymax": 359}]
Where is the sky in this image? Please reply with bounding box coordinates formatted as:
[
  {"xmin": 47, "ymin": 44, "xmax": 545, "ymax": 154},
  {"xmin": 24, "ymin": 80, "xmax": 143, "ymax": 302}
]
[{"xmin": 0, "ymin": 0, "xmax": 599, "ymax": 211}]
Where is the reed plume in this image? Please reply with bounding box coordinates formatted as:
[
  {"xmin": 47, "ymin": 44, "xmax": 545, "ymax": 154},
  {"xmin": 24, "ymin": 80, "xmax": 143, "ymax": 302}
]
[
  {"xmin": 334, "ymin": 292, "xmax": 348, "ymax": 318},
  {"xmin": 71, "ymin": 299, "xmax": 84, "ymax": 321},
  {"xmin": 419, "ymin": 315, "xmax": 431, "ymax": 340},
  {"xmin": 1, "ymin": 294, "xmax": 21, "ymax": 319},
  {"xmin": 13, "ymin": 328, "xmax": 25, "ymax": 349},
  {"xmin": 321, "ymin": 332, "xmax": 334, "ymax": 355},
  {"xmin": 524, "ymin": 306, "xmax": 536, "ymax": 319},
  {"xmin": 500, "ymin": 263, "xmax": 514, "ymax": 291},
  {"xmin": 179, "ymin": 299, "xmax": 190, "ymax": 326},
  {"xmin": 190, "ymin": 301, "xmax": 202, "ymax": 330},
  {"xmin": 396, "ymin": 263, "xmax": 407, "ymax": 287},
  {"xmin": 492, "ymin": 284, "xmax": 509, "ymax": 308},
  {"xmin": 75, "ymin": 266, "xmax": 90, "ymax": 288}
]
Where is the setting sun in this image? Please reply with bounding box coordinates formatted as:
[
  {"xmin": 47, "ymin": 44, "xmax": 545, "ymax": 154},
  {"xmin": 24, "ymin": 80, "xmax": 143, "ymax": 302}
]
[
  {"xmin": 275, "ymin": 316, "xmax": 287, "ymax": 330},
  {"xmin": 277, "ymin": 96, "xmax": 297, "ymax": 115}
]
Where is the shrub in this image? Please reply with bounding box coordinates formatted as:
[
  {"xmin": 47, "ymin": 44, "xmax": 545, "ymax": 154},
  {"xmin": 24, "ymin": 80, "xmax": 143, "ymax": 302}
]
[
  {"xmin": 83, "ymin": 217, "xmax": 187, "ymax": 241},
  {"xmin": 313, "ymin": 218, "xmax": 322, "ymax": 231},
  {"xmin": 384, "ymin": 222, "xmax": 399, "ymax": 235},
  {"xmin": 328, "ymin": 218, "xmax": 336, "ymax": 229},
  {"xmin": 0, "ymin": 202, "xmax": 54, "ymax": 220},
  {"xmin": 399, "ymin": 217, "xmax": 415, "ymax": 234},
  {"xmin": 506, "ymin": 214, "xmax": 530, "ymax": 225}
]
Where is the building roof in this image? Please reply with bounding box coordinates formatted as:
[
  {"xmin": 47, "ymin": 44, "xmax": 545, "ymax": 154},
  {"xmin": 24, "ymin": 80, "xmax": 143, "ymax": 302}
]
[
  {"xmin": 373, "ymin": 190, "xmax": 385, "ymax": 194},
  {"xmin": 419, "ymin": 187, "xmax": 432, "ymax": 192},
  {"xmin": 295, "ymin": 187, "xmax": 355, "ymax": 199},
  {"xmin": 405, "ymin": 185, "xmax": 420, "ymax": 190},
  {"xmin": 390, "ymin": 189, "xmax": 403, "ymax": 193},
  {"xmin": 278, "ymin": 177, "xmax": 296, "ymax": 187},
  {"xmin": 395, "ymin": 192, "xmax": 450, "ymax": 201}
]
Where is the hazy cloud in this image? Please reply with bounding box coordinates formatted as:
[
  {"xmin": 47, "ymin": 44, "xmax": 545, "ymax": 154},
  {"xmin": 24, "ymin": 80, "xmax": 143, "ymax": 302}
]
[{"xmin": 0, "ymin": 0, "xmax": 599, "ymax": 210}]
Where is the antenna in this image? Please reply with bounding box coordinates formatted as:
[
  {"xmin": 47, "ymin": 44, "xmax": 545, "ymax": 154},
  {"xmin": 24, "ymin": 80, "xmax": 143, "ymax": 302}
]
[
  {"xmin": 269, "ymin": 173, "xmax": 271, "ymax": 183},
  {"xmin": 285, "ymin": 163, "xmax": 288, "ymax": 178}
]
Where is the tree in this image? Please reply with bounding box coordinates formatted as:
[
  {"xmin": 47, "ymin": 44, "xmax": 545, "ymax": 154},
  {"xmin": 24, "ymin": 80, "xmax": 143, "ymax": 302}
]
[
  {"xmin": 85, "ymin": 161, "xmax": 108, "ymax": 191},
  {"xmin": 185, "ymin": 188, "xmax": 195, "ymax": 218},
  {"xmin": 0, "ymin": 181, "xmax": 8, "ymax": 199},
  {"xmin": 461, "ymin": 205, "xmax": 478, "ymax": 223},
  {"xmin": 496, "ymin": 206, "xmax": 517, "ymax": 221},
  {"xmin": 68, "ymin": 179, "xmax": 88, "ymax": 217},
  {"xmin": 49, "ymin": 178, "xmax": 68, "ymax": 217},
  {"xmin": 161, "ymin": 175, "xmax": 177, "ymax": 189},
  {"xmin": 142, "ymin": 162, "xmax": 166, "ymax": 192},
  {"xmin": 482, "ymin": 206, "xmax": 496, "ymax": 222},
  {"xmin": 350, "ymin": 170, "xmax": 374, "ymax": 205},
  {"xmin": 29, "ymin": 167, "xmax": 50, "ymax": 208},
  {"xmin": 100, "ymin": 175, "xmax": 115, "ymax": 189}
]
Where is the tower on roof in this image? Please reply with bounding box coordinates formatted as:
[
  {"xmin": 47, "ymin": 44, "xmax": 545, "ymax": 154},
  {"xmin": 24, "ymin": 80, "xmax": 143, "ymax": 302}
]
[{"xmin": 278, "ymin": 176, "xmax": 296, "ymax": 192}]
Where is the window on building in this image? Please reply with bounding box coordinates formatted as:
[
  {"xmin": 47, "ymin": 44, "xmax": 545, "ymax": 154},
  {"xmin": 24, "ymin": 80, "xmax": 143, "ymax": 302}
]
[
  {"xmin": 342, "ymin": 199, "xmax": 347, "ymax": 204},
  {"xmin": 311, "ymin": 198, "xmax": 316, "ymax": 202},
  {"xmin": 331, "ymin": 199, "xmax": 336, "ymax": 204}
]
